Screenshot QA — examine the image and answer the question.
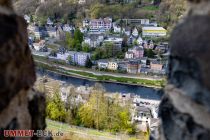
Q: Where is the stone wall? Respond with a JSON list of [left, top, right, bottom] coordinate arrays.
[[159, 0, 210, 140], [0, 0, 46, 139]]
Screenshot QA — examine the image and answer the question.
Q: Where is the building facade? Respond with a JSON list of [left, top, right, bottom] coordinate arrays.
[[142, 27, 167, 37]]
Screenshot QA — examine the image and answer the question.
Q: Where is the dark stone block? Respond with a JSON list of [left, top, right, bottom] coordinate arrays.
[[0, 118, 18, 140], [159, 96, 210, 140], [28, 90, 46, 140]]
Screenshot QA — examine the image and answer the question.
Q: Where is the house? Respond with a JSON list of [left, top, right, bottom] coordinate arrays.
[[83, 34, 104, 48], [60, 85, 89, 104], [47, 18, 53, 26], [113, 22, 124, 33], [50, 51, 91, 66], [124, 27, 131, 36], [83, 19, 89, 27], [97, 59, 109, 69], [155, 43, 169, 53], [125, 46, 144, 59], [78, 0, 86, 4], [108, 61, 118, 70], [103, 37, 123, 49], [125, 51, 134, 59], [132, 27, 139, 37], [127, 60, 141, 74], [89, 18, 112, 32], [24, 15, 30, 23], [123, 19, 150, 25], [33, 26, 57, 39], [127, 35, 135, 45], [150, 60, 163, 71], [33, 40, 45, 51], [132, 106, 152, 125], [80, 27, 88, 33], [75, 52, 91, 66], [27, 25, 36, 33], [142, 27, 167, 37], [136, 36, 143, 45], [46, 26, 57, 38], [143, 40, 154, 49], [34, 27, 43, 39], [118, 61, 128, 72], [63, 24, 74, 32], [140, 57, 148, 66]]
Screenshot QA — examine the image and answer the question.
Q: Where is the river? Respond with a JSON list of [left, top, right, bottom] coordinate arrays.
[[37, 68, 163, 100]]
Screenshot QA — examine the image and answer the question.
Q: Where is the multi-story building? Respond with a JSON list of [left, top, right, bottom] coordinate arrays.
[[83, 35, 104, 48], [97, 59, 109, 69], [103, 37, 123, 49], [150, 60, 163, 71], [125, 46, 144, 59], [108, 61, 118, 70], [142, 27, 167, 37], [75, 52, 91, 66], [46, 26, 57, 38], [127, 61, 141, 74], [132, 106, 152, 125], [34, 26, 57, 39], [49, 51, 90, 67], [88, 18, 112, 32], [125, 51, 134, 59]]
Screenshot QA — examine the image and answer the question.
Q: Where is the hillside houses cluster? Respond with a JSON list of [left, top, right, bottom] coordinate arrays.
[[26, 15, 168, 75], [49, 51, 91, 66]]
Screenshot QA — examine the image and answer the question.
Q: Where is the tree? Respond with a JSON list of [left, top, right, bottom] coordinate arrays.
[[49, 50, 57, 57], [46, 92, 67, 122], [82, 43, 91, 52], [65, 32, 75, 50], [67, 55, 73, 64], [78, 84, 136, 133], [79, 86, 107, 130], [74, 29, 84, 44], [85, 57, 93, 68], [65, 86, 82, 125], [145, 49, 155, 58]]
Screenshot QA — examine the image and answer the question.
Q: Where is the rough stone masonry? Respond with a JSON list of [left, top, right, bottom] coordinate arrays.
[[0, 0, 46, 140], [159, 0, 210, 140]]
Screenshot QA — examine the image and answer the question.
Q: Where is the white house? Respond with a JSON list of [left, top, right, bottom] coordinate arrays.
[[107, 61, 118, 70], [142, 27, 167, 37], [97, 59, 109, 69], [46, 26, 57, 38], [47, 18, 53, 26], [113, 22, 122, 33], [33, 40, 45, 51], [83, 35, 104, 48], [24, 15, 30, 23], [136, 36, 143, 45], [78, 0, 86, 4], [83, 19, 89, 27], [63, 24, 74, 32], [125, 51, 134, 59], [103, 37, 123, 49], [132, 106, 152, 125], [132, 27, 139, 37]]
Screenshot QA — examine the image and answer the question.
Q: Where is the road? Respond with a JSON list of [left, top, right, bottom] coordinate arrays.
[[34, 58, 164, 81]]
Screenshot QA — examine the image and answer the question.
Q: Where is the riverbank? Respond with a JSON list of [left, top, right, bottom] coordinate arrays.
[[33, 55, 166, 88]]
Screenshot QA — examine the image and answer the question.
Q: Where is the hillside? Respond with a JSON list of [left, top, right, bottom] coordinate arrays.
[[13, 0, 186, 30]]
